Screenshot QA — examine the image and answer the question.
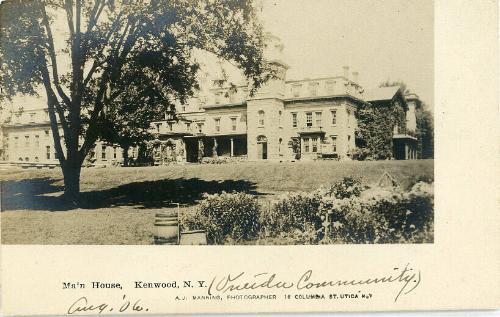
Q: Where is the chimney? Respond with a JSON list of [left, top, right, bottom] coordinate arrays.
[[343, 66, 350, 78], [352, 71, 359, 83]]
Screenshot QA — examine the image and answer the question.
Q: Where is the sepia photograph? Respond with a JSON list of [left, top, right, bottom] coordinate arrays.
[[0, 0, 434, 246]]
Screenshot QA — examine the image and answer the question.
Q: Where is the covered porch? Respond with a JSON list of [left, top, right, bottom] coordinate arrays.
[[184, 134, 247, 163], [297, 131, 326, 160], [393, 134, 418, 160]]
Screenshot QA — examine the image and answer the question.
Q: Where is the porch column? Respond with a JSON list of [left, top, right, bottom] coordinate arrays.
[[212, 137, 218, 157], [197, 139, 204, 162], [183, 140, 187, 161], [230, 138, 234, 157], [405, 144, 409, 160]]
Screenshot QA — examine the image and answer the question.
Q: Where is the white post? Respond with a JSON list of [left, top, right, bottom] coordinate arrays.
[[230, 138, 234, 157]]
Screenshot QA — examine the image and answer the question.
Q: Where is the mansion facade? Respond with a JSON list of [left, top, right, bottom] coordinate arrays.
[[0, 36, 421, 167]]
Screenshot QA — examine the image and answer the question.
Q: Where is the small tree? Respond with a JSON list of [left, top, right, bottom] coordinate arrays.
[[416, 107, 434, 159], [0, 0, 273, 201]]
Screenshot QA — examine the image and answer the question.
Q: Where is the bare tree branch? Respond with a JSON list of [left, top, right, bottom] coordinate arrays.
[[38, 0, 73, 109]]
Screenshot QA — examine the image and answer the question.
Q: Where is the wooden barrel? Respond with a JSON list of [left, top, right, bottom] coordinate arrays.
[[154, 210, 179, 245]]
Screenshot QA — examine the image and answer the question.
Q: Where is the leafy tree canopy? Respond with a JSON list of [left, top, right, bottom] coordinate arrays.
[[0, 0, 273, 198]]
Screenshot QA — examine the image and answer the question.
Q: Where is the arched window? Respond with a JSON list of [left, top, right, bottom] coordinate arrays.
[[258, 110, 265, 126], [257, 135, 268, 143]]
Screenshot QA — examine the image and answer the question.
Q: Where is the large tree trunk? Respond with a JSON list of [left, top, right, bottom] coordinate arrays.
[[62, 161, 82, 203], [122, 145, 130, 167]]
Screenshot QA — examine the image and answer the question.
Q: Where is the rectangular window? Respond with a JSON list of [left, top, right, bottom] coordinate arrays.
[[312, 138, 318, 152], [168, 122, 173, 131], [231, 117, 237, 131], [292, 113, 298, 128], [13, 137, 18, 148], [54, 148, 58, 160], [113, 147, 117, 159], [214, 118, 221, 132], [315, 111, 322, 127], [46, 146, 51, 159], [331, 110, 337, 125], [304, 138, 310, 152], [156, 123, 161, 133], [25, 135, 30, 147], [101, 145, 106, 160], [331, 136, 337, 152], [197, 123, 204, 133], [44, 130, 49, 137], [186, 122, 191, 131], [29, 113, 36, 123], [35, 135, 40, 148], [306, 112, 313, 127], [258, 111, 265, 126]]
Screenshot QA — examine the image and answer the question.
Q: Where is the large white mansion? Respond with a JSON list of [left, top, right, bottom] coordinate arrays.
[[0, 35, 422, 167]]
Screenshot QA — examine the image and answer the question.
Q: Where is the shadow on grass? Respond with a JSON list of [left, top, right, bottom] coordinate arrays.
[[1, 177, 261, 211]]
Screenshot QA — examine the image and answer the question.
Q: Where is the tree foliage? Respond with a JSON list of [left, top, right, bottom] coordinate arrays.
[[416, 107, 434, 158], [353, 81, 434, 160], [353, 96, 407, 160], [0, 0, 272, 198]]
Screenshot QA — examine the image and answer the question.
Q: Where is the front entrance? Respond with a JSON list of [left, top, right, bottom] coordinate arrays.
[[257, 135, 268, 159]]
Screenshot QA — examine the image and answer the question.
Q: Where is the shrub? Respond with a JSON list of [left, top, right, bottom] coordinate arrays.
[[255, 224, 319, 245], [405, 173, 434, 190], [348, 148, 371, 161], [181, 192, 260, 244], [323, 177, 366, 199], [261, 191, 322, 236], [321, 182, 434, 243]]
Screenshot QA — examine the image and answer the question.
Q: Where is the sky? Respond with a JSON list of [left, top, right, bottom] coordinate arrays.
[[259, 0, 434, 106], [1, 0, 434, 117]]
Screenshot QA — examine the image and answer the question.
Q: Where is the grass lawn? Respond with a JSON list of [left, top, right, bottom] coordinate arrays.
[[1, 159, 433, 244]]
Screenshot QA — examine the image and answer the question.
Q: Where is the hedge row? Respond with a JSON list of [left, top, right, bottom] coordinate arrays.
[[180, 177, 434, 245]]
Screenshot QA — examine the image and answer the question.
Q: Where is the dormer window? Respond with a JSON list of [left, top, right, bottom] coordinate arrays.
[[292, 84, 302, 97], [326, 81, 336, 94], [309, 82, 319, 97], [214, 92, 224, 104]]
